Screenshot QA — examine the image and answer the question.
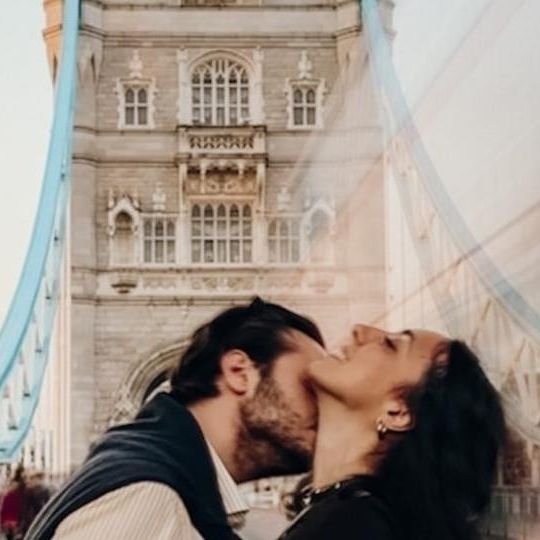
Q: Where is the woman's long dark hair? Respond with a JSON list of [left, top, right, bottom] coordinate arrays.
[[377, 340, 507, 540]]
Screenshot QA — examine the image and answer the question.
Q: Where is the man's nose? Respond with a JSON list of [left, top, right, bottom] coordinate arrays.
[[352, 324, 386, 346]]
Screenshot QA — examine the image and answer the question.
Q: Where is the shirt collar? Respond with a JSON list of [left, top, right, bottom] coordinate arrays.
[[206, 443, 250, 526]]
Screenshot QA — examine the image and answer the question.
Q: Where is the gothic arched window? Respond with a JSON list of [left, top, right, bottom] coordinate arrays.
[[191, 203, 253, 264], [124, 86, 149, 127], [285, 51, 326, 130], [292, 86, 317, 127], [191, 58, 250, 126], [308, 210, 332, 264], [143, 217, 176, 264], [112, 212, 134, 265], [268, 217, 301, 264]]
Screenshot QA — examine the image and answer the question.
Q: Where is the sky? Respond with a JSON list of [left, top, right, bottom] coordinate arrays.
[[394, 0, 540, 309], [0, 0, 538, 322], [0, 4, 52, 323]]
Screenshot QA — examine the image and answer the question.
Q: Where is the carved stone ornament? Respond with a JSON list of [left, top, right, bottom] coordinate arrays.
[[107, 190, 141, 237], [306, 272, 335, 294], [190, 276, 255, 292], [298, 50, 313, 80], [129, 50, 144, 79], [110, 272, 139, 294], [108, 385, 139, 427], [142, 276, 178, 289], [284, 51, 327, 130], [186, 169, 257, 196], [277, 186, 292, 212], [263, 274, 303, 289], [189, 133, 255, 151], [152, 183, 167, 212], [114, 49, 158, 130]]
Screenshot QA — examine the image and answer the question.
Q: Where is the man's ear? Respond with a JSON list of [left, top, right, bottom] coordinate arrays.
[[220, 350, 260, 397], [382, 398, 414, 433]]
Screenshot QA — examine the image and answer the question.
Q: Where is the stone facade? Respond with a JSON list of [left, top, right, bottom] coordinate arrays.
[[42, 0, 389, 467], [38, 3, 540, 535]]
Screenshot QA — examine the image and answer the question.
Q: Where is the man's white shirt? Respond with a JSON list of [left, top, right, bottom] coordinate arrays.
[[52, 444, 249, 540]]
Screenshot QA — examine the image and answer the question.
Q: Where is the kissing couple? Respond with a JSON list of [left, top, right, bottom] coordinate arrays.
[[27, 298, 506, 540]]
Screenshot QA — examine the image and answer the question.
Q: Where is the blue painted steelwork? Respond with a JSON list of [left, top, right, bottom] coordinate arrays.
[[0, 0, 79, 461], [362, 0, 540, 343]]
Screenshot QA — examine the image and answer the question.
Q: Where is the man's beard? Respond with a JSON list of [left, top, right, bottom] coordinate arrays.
[[236, 375, 313, 482]]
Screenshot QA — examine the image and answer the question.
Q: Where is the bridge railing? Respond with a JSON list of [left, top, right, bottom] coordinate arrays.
[[0, 0, 79, 462]]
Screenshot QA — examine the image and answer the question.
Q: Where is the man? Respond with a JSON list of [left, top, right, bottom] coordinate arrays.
[[26, 298, 326, 540]]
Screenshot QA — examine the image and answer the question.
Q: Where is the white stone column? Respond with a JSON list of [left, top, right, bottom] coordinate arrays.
[[177, 49, 191, 125], [178, 164, 189, 264], [251, 48, 265, 124], [254, 162, 266, 264], [530, 444, 540, 486]]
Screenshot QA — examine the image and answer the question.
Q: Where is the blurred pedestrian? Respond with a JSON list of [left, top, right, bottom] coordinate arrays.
[[0, 465, 27, 540], [19, 472, 52, 537]]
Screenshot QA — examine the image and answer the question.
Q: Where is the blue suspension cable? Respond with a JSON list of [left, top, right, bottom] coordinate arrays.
[[0, 0, 79, 460]]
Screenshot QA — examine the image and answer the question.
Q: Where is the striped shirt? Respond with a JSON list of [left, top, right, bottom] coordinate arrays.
[[51, 445, 249, 540]]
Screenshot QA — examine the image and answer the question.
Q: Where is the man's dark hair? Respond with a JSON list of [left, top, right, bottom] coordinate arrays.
[[169, 297, 324, 405]]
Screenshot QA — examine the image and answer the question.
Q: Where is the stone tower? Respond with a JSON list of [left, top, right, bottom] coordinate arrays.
[[42, 0, 390, 467]]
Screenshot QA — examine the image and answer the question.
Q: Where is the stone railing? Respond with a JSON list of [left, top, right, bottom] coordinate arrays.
[[481, 487, 540, 539], [177, 125, 266, 159], [110, 0, 335, 6], [102, 266, 345, 297], [491, 487, 539, 518], [181, 0, 261, 5], [179, 0, 335, 5]]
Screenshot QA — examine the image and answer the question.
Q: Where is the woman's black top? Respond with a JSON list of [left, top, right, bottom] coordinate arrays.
[[279, 475, 399, 540]]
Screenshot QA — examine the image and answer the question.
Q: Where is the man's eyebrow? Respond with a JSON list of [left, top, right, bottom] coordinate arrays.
[[402, 330, 415, 341]]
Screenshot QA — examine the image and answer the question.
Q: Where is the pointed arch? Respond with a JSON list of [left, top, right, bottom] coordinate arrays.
[[302, 199, 335, 264], [268, 216, 301, 264], [109, 339, 190, 426], [189, 51, 255, 126], [107, 195, 140, 267], [190, 202, 253, 264], [113, 212, 134, 265]]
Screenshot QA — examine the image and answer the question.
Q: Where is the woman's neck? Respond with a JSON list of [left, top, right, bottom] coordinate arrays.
[[312, 397, 380, 489]]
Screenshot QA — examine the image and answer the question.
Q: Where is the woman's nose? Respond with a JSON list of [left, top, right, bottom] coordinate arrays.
[[352, 324, 386, 346]]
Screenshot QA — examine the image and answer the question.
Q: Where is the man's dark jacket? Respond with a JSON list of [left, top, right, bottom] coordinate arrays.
[[25, 392, 238, 540]]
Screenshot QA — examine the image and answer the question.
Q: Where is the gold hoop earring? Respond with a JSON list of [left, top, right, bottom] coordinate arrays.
[[376, 419, 388, 440]]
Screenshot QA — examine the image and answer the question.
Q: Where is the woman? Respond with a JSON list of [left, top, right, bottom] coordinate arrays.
[[280, 325, 506, 540]]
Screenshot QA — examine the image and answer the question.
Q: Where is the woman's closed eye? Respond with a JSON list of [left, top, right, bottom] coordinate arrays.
[[383, 336, 397, 352]]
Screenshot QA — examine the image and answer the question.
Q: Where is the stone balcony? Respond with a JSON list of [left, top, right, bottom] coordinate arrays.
[[176, 125, 266, 162], [176, 125, 267, 193]]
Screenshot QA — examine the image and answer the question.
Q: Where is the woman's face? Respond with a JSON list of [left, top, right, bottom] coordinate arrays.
[[309, 325, 449, 413]]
